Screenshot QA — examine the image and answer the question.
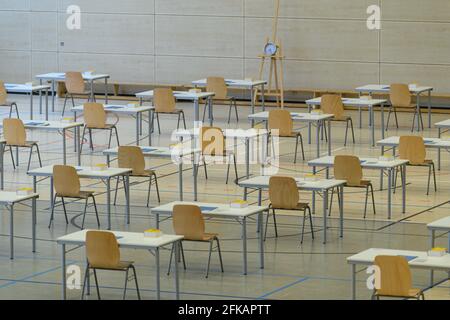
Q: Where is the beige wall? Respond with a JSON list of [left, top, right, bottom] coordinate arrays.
[[1, 0, 449, 93]]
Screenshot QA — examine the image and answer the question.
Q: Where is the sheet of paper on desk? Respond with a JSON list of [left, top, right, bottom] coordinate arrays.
[[398, 255, 418, 262], [25, 122, 49, 126], [200, 206, 218, 212], [106, 106, 125, 110], [141, 148, 158, 153]]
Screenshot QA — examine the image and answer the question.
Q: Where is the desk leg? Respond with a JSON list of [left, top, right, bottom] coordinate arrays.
[[32, 197, 36, 253], [438, 128, 441, 171], [388, 169, 392, 219], [416, 95, 421, 132], [402, 165, 406, 214], [209, 98, 213, 126], [105, 78, 108, 104], [0, 142, 4, 190], [359, 107, 362, 129], [246, 138, 250, 179], [316, 121, 320, 158], [30, 92, 34, 120], [63, 129, 67, 165], [136, 113, 140, 146], [39, 89, 42, 115], [323, 190, 328, 244], [428, 90, 432, 128], [61, 244, 67, 300], [148, 109, 152, 146], [351, 264, 356, 300], [259, 212, 264, 269], [194, 99, 200, 124], [51, 80, 55, 112], [193, 156, 198, 201], [179, 162, 183, 201], [45, 89, 49, 120], [242, 217, 248, 275], [9, 205, 14, 259], [50, 177, 54, 213], [381, 103, 385, 140], [243, 187, 248, 201], [308, 104, 312, 144], [77, 126, 81, 166], [328, 120, 332, 155], [107, 178, 111, 230], [33, 176, 37, 193], [339, 185, 344, 238], [430, 229, 435, 287], [155, 248, 161, 300], [174, 241, 180, 300], [261, 84, 266, 111], [371, 106, 375, 147], [125, 175, 130, 225], [155, 213, 160, 229], [250, 88, 255, 127]]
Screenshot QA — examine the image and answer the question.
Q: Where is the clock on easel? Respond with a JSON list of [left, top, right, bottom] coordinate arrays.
[[253, 0, 285, 109]]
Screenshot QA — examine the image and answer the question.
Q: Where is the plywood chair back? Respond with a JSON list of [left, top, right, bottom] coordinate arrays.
[[86, 231, 121, 269], [375, 255, 413, 297], [65, 72, 85, 94], [321, 94, 345, 119], [399, 136, 426, 165], [334, 155, 363, 187], [83, 103, 107, 128], [3, 118, 26, 146], [207, 77, 228, 100], [268, 109, 293, 137], [201, 126, 226, 156], [173, 205, 206, 241], [53, 165, 81, 198], [390, 84, 412, 108], [0, 81, 7, 105], [118, 146, 146, 175], [154, 88, 176, 113], [269, 176, 299, 209]]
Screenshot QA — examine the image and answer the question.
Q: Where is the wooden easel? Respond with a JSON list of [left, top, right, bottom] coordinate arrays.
[[254, 0, 285, 109]]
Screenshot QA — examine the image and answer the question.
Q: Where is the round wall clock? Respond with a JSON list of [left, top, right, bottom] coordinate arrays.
[[264, 42, 278, 56]]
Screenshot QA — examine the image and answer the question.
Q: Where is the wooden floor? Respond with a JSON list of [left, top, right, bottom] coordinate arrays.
[[0, 94, 448, 300]]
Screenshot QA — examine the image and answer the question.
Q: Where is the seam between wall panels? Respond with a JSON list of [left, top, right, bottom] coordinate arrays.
[[154, 0, 156, 84]]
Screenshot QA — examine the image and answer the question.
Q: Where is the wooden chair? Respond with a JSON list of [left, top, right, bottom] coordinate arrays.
[[202, 77, 239, 124], [333, 155, 376, 218], [268, 110, 305, 163], [82, 230, 141, 300], [167, 204, 224, 278], [62, 71, 94, 116], [200, 126, 238, 184], [2, 118, 42, 171], [372, 255, 424, 300], [0, 82, 19, 118], [49, 165, 100, 229], [398, 136, 436, 195], [320, 94, 355, 146], [80, 103, 120, 153], [152, 88, 186, 134], [114, 146, 160, 207], [266, 176, 314, 243], [389, 84, 420, 132]]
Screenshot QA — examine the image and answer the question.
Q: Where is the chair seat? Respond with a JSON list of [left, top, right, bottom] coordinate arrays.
[[202, 233, 219, 241], [375, 288, 422, 299], [6, 141, 38, 148], [69, 90, 92, 95], [92, 260, 134, 271], [212, 97, 234, 103], [130, 169, 156, 177], [86, 124, 116, 130], [273, 131, 302, 138], [332, 115, 352, 122], [346, 180, 371, 188], [57, 190, 94, 199], [155, 109, 183, 114], [0, 101, 15, 107], [271, 202, 309, 211], [408, 159, 434, 166]]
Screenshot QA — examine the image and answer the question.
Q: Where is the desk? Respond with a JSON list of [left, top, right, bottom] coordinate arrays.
[[249, 111, 333, 159], [28, 165, 131, 230], [377, 136, 450, 171], [347, 248, 450, 300], [308, 156, 408, 219], [36, 72, 110, 113], [104, 146, 201, 202], [356, 84, 433, 130], [136, 90, 215, 126], [306, 97, 387, 147], [151, 201, 267, 275], [192, 79, 266, 115], [238, 176, 346, 244], [57, 229, 183, 300], [428, 216, 450, 287], [174, 128, 268, 179], [0, 191, 38, 259], [72, 104, 153, 146], [5, 83, 50, 120]]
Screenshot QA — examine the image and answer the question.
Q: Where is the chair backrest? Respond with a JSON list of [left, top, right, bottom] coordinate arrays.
[[83, 103, 106, 128], [86, 231, 121, 269], [3, 118, 26, 146], [390, 84, 412, 108], [207, 77, 228, 100], [118, 146, 145, 175], [269, 176, 299, 209], [154, 88, 176, 113], [65, 72, 85, 94], [399, 136, 426, 165], [334, 155, 363, 187], [374, 255, 413, 297], [321, 94, 345, 119], [201, 126, 225, 156], [268, 109, 293, 137], [173, 205, 206, 241], [0, 81, 7, 105], [53, 165, 81, 197]]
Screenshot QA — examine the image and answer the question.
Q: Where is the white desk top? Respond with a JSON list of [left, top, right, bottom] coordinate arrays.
[[308, 155, 409, 169], [0, 191, 39, 205], [151, 201, 268, 218], [72, 104, 153, 114], [347, 248, 450, 271], [136, 90, 215, 100], [36, 72, 109, 81], [175, 128, 268, 140], [435, 119, 450, 128], [57, 229, 183, 249], [306, 97, 387, 106], [239, 175, 346, 191], [377, 136, 450, 149], [5, 83, 51, 92], [428, 217, 450, 231], [0, 120, 83, 130], [192, 79, 267, 88], [248, 111, 334, 122], [103, 146, 201, 158], [355, 84, 433, 94], [28, 165, 131, 178]]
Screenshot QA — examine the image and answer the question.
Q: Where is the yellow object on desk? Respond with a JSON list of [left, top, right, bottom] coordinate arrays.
[[230, 200, 248, 208], [144, 229, 163, 238], [17, 187, 33, 196]]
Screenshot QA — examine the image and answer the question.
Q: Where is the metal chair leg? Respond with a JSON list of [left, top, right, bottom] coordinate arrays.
[[131, 265, 141, 300], [364, 186, 369, 219], [88, 129, 94, 151], [167, 244, 174, 275], [114, 126, 120, 147], [48, 194, 58, 228], [108, 129, 113, 149], [177, 113, 181, 130], [81, 264, 89, 300], [300, 134, 305, 160], [205, 240, 214, 278], [62, 94, 69, 116], [308, 207, 314, 239], [233, 154, 238, 182], [202, 101, 208, 123], [427, 164, 432, 195], [350, 118, 355, 143], [156, 113, 161, 134], [61, 197, 69, 224], [35, 144, 42, 167], [432, 163, 437, 192], [344, 120, 349, 146], [91, 196, 100, 228], [294, 135, 299, 164], [123, 268, 129, 300], [272, 208, 278, 237], [181, 111, 186, 129], [93, 269, 101, 300], [113, 176, 120, 205], [301, 210, 307, 244], [179, 241, 187, 270], [227, 101, 232, 124], [80, 126, 87, 154], [8, 146, 15, 169], [216, 238, 224, 273], [370, 184, 376, 215], [81, 197, 89, 230], [234, 99, 239, 122]]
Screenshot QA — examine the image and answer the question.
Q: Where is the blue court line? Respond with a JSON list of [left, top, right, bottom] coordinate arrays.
[[256, 277, 309, 299]]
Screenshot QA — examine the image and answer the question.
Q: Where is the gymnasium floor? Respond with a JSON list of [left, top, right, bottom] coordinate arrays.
[[0, 94, 449, 300]]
